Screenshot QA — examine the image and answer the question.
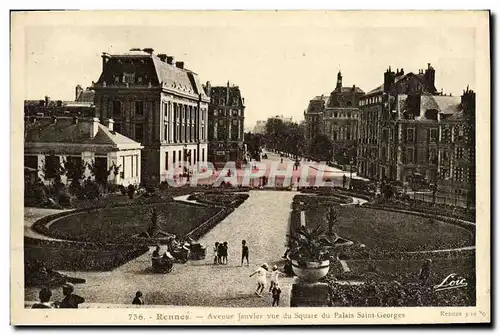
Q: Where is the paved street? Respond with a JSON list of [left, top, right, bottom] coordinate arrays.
[[25, 191, 296, 307]]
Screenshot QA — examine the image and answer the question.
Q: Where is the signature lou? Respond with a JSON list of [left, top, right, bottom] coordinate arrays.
[[433, 273, 468, 292]]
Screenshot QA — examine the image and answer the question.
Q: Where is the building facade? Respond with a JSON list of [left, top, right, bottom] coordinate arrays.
[[437, 88, 475, 199], [304, 71, 364, 162], [205, 81, 245, 168], [24, 116, 143, 186], [252, 120, 267, 134], [357, 63, 474, 197], [92, 48, 210, 184]]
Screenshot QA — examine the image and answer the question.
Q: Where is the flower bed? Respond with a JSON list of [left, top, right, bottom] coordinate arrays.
[[187, 192, 249, 208], [325, 256, 476, 307], [24, 236, 149, 272]]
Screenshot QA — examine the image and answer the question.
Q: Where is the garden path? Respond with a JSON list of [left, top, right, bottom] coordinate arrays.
[[25, 191, 297, 307]]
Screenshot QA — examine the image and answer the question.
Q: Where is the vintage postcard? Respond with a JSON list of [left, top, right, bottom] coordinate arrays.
[[10, 10, 490, 325]]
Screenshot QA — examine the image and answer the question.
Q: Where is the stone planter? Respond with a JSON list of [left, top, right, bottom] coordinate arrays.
[[290, 259, 330, 283]]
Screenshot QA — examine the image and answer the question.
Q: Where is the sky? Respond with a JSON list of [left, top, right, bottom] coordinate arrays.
[[21, 11, 478, 130]]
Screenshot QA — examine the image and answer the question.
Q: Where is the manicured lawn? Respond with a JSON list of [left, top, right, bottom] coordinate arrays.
[[48, 202, 222, 242], [305, 206, 474, 252]]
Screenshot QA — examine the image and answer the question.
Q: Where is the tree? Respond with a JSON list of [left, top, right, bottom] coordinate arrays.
[[326, 206, 339, 239], [87, 159, 115, 187], [309, 134, 333, 161], [147, 206, 163, 237], [41, 153, 66, 183]]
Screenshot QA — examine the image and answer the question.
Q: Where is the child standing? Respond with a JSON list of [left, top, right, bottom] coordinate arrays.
[[271, 283, 282, 306], [269, 265, 284, 293], [217, 242, 224, 264], [241, 240, 249, 266], [213, 242, 219, 264], [222, 242, 228, 264], [250, 263, 269, 297]]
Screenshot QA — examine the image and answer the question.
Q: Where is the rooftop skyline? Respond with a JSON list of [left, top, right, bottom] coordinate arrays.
[[22, 11, 477, 128]]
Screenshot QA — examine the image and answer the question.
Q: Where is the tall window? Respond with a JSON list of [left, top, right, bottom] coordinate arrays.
[[44, 155, 60, 179], [113, 101, 122, 118], [136, 155, 139, 177], [429, 148, 437, 164], [173, 151, 176, 164], [135, 123, 144, 142], [407, 128, 415, 142], [202, 148, 205, 162], [406, 148, 415, 164], [429, 128, 438, 142], [165, 152, 169, 170], [135, 101, 144, 117]]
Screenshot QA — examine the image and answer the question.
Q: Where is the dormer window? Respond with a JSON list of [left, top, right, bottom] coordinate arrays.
[[232, 98, 238, 106], [123, 72, 135, 84]]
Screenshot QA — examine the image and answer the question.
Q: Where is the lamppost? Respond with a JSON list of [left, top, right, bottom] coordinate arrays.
[[349, 159, 354, 190]]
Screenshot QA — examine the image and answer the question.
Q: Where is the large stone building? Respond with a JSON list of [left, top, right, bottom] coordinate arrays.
[[205, 81, 245, 168], [357, 63, 474, 197], [24, 116, 143, 186], [252, 120, 267, 134], [304, 71, 364, 162], [92, 48, 210, 184]]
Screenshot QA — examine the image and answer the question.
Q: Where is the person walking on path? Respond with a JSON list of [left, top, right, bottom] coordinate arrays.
[[419, 259, 432, 285], [250, 263, 269, 297], [32, 288, 54, 309], [271, 283, 282, 306], [59, 283, 85, 309], [241, 240, 249, 266], [269, 265, 285, 293], [132, 291, 144, 305]]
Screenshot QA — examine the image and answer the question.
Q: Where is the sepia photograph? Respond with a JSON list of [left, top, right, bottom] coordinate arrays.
[[10, 9, 490, 325]]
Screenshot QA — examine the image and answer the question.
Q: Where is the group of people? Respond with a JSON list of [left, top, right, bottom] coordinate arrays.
[[249, 263, 284, 306], [32, 283, 85, 309], [213, 241, 229, 265]]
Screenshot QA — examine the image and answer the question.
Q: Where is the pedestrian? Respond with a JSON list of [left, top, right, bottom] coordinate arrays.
[[241, 240, 249, 266], [217, 242, 224, 265], [32, 288, 54, 309], [271, 283, 282, 306], [249, 263, 269, 297], [132, 291, 144, 305], [269, 265, 284, 293], [222, 242, 228, 264], [59, 283, 85, 308], [213, 242, 219, 264], [419, 259, 432, 285]]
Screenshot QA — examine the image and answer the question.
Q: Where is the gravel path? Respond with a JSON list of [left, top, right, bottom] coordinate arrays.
[[25, 191, 296, 307]]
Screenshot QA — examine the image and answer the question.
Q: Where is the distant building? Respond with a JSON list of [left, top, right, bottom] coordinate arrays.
[[304, 71, 364, 162], [269, 114, 293, 124], [92, 48, 210, 184], [252, 120, 267, 134], [24, 116, 143, 186], [24, 86, 95, 118], [205, 81, 245, 167]]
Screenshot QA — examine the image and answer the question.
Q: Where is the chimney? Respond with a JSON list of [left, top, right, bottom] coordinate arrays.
[[166, 56, 174, 65], [205, 81, 211, 96], [106, 118, 114, 131], [175, 61, 184, 69], [101, 52, 111, 70], [143, 48, 154, 54], [75, 85, 83, 100], [157, 54, 167, 62], [91, 117, 100, 138]]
